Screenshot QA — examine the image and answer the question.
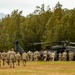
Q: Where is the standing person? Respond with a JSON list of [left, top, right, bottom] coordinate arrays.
[[43, 50, 47, 61], [49, 51, 55, 61], [7, 50, 11, 65], [34, 50, 40, 61], [62, 51, 67, 61], [58, 53, 62, 61], [27, 51, 33, 61], [51, 52, 55, 61], [9, 48, 16, 68], [15, 52, 21, 66], [22, 52, 28, 66], [1, 50, 7, 65], [68, 51, 74, 61]]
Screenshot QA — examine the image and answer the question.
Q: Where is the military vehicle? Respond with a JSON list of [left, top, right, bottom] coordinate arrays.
[[14, 40, 24, 54], [30, 41, 75, 60], [14, 40, 75, 61]]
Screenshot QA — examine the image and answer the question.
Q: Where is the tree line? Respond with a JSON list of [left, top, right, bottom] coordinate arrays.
[[0, 2, 75, 51]]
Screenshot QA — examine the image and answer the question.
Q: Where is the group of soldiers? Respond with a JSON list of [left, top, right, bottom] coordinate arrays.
[[0, 48, 28, 68], [58, 51, 74, 61], [27, 50, 55, 62], [27, 50, 75, 61], [0, 49, 74, 68]]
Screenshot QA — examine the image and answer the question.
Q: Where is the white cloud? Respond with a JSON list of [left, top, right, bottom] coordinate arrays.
[[0, 0, 75, 16]]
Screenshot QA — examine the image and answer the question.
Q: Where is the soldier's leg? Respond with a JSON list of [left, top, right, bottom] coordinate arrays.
[[53, 57, 55, 61], [27, 56, 29, 61], [23, 59, 25, 66], [44, 56, 46, 61], [59, 57, 61, 61], [44, 57, 46, 61], [50, 57, 53, 61], [69, 57, 71, 61], [36, 56, 39, 61], [13, 60, 15, 68], [22, 59, 25, 66], [30, 57, 33, 61], [7, 59, 10, 65], [64, 57, 67, 61], [34, 57, 36, 61], [24, 59, 26, 66], [10, 60, 12, 68], [62, 57, 64, 61], [3, 59, 5, 65], [18, 60, 20, 66], [70, 56, 74, 61]]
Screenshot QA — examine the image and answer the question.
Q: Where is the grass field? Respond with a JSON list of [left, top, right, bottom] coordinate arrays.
[[0, 61, 75, 75]]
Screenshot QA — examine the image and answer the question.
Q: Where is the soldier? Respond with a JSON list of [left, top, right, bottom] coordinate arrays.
[[9, 48, 16, 68], [62, 51, 67, 61], [1, 50, 7, 65], [27, 51, 33, 61], [58, 53, 62, 61], [22, 52, 28, 66], [51, 52, 55, 61], [7, 50, 11, 65], [50, 51, 55, 61], [68, 51, 74, 61], [43, 50, 47, 61], [34, 50, 40, 61], [15, 52, 21, 66]]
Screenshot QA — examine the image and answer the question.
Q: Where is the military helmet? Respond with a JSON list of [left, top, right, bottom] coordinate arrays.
[[11, 48, 14, 51]]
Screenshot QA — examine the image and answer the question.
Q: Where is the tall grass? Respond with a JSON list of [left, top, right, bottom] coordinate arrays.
[[0, 61, 75, 75]]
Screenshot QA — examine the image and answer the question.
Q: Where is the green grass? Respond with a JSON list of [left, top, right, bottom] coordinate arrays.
[[0, 61, 75, 75]]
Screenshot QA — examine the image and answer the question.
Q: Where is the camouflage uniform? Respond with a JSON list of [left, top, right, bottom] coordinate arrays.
[[15, 52, 21, 66], [43, 50, 47, 61], [68, 51, 74, 61], [27, 51, 33, 61], [9, 48, 16, 68], [51, 52, 55, 61], [22, 52, 28, 66], [50, 52, 55, 61], [49, 52, 52, 61], [1, 51, 7, 65], [7, 50, 11, 65], [34, 50, 40, 61], [62, 51, 67, 61], [58, 53, 62, 61]]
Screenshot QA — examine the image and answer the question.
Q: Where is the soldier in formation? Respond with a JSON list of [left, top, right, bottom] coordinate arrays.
[[58, 53, 62, 61], [49, 51, 55, 61], [0, 49, 75, 68], [43, 50, 47, 61], [22, 51, 28, 66], [15, 52, 21, 66], [68, 51, 74, 61], [7, 50, 11, 65], [1, 50, 7, 65], [27, 50, 33, 61], [34, 50, 40, 61], [9, 48, 16, 68], [62, 51, 67, 61]]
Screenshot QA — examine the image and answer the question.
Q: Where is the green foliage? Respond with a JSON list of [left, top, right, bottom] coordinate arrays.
[[0, 2, 75, 51]]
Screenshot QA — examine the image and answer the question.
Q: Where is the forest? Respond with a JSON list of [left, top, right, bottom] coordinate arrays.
[[0, 2, 75, 51]]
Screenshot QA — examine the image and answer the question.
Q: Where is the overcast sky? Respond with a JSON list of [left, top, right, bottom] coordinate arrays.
[[0, 0, 75, 16]]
